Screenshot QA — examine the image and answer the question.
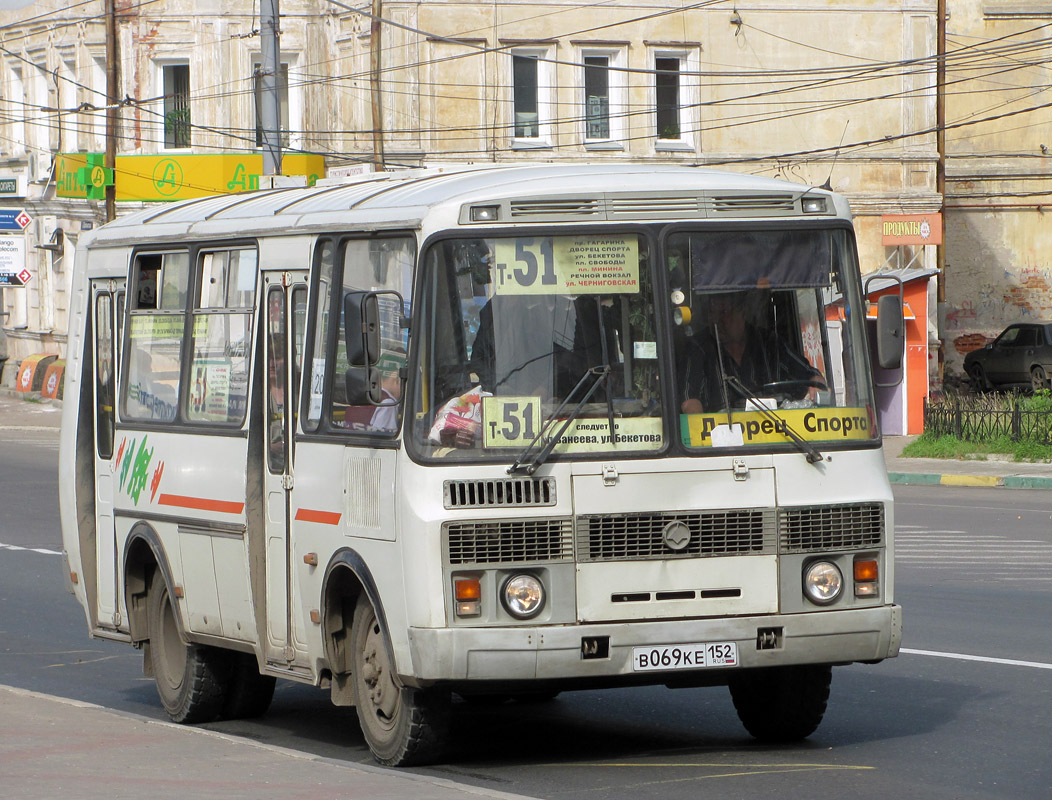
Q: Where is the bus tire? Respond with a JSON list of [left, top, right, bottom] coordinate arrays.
[[147, 577, 230, 724], [728, 664, 832, 742], [221, 652, 276, 720], [350, 597, 449, 766]]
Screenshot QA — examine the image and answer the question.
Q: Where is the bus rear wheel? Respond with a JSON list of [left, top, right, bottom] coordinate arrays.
[[147, 576, 230, 724], [728, 664, 832, 742], [350, 597, 449, 766], [221, 652, 276, 720]]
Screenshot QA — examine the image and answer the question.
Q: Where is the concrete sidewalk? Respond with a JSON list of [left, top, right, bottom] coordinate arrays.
[[0, 685, 532, 800]]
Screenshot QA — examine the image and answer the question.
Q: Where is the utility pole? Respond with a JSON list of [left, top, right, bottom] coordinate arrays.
[[936, 0, 946, 384], [104, 0, 119, 221], [370, 0, 384, 170], [260, 0, 282, 175]]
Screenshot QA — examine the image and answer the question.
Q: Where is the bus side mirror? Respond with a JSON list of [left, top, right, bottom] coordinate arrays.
[[876, 294, 904, 370], [343, 291, 380, 367], [345, 366, 381, 405]]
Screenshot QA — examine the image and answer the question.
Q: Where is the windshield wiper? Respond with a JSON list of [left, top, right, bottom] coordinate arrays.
[[507, 365, 611, 476], [722, 374, 825, 465]]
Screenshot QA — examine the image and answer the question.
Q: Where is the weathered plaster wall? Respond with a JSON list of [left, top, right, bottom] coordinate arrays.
[[944, 207, 1052, 375]]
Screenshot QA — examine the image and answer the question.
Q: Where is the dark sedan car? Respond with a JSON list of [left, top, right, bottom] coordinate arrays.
[[964, 321, 1052, 391]]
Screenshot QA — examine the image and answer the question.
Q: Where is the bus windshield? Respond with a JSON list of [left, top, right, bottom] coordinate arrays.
[[411, 233, 664, 460], [669, 227, 877, 450], [410, 225, 876, 462]]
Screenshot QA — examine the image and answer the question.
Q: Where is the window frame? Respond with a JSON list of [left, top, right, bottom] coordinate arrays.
[[157, 60, 192, 151], [578, 46, 627, 148], [300, 233, 416, 443], [252, 55, 300, 149], [508, 46, 555, 148], [119, 241, 259, 432], [649, 47, 699, 152]]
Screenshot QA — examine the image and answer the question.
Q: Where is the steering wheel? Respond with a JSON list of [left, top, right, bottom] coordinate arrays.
[[762, 378, 828, 395]]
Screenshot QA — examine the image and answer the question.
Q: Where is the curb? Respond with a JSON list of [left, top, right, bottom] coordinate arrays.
[[888, 472, 1052, 490]]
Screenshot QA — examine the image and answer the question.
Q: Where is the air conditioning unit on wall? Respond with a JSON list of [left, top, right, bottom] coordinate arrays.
[[27, 152, 52, 183], [36, 215, 58, 242]]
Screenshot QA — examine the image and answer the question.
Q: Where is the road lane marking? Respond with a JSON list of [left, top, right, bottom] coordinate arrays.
[[0, 542, 62, 555], [902, 648, 1052, 670]]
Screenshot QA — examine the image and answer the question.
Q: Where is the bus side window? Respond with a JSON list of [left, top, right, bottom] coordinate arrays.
[[123, 251, 190, 423], [186, 248, 257, 426], [327, 238, 413, 435]]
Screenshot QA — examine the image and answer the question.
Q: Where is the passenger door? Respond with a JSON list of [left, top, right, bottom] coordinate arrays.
[[91, 279, 124, 629], [1009, 325, 1039, 383], [261, 273, 308, 665], [987, 326, 1021, 383]]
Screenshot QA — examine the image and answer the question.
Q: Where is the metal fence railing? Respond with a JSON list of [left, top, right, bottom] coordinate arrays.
[[924, 397, 1052, 443]]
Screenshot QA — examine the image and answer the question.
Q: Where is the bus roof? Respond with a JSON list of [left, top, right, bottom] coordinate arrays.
[[85, 163, 847, 246]]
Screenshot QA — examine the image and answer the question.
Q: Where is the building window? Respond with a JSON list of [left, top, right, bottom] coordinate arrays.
[[254, 62, 290, 148], [509, 48, 552, 146], [8, 65, 25, 155], [60, 60, 77, 152], [655, 57, 681, 140], [580, 47, 626, 146], [584, 56, 609, 140], [90, 56, 106, 150], [161, 63, 191, 149], [513, 54, 539, 138]]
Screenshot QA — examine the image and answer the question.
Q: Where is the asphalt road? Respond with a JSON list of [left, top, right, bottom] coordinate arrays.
[[1, 415, 1050, 798]]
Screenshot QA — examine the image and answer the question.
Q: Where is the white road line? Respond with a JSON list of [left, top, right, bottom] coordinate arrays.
[[0, 542, 62, 555], [902, 648, 1052, 671]]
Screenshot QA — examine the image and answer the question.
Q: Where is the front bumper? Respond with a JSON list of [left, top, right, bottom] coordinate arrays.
[[406, 604, 901, 683]]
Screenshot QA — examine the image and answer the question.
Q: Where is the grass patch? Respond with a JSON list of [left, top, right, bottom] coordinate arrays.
[[903, 432, 1052, 462]]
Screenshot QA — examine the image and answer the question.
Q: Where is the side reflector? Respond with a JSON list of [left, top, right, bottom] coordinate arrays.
[[70, 571, 79, 585], [303, 552, 319, 567], [309, 609, 321, 624]]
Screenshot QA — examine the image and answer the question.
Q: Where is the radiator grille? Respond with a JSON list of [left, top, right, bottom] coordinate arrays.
[[576, 509, 776, 562], [444, 518, 574, 565], [779, 503, 884, 553], [444, 477, 556, 509]]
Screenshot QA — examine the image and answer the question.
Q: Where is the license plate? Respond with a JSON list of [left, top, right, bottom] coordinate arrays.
[[632, 642, 738, 671]]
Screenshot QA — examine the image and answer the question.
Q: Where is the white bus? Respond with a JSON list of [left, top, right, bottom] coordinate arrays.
[[60, 164, 902, 766]]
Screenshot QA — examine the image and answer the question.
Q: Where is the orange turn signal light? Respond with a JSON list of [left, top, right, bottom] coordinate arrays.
[[854, 559, 879, 581], [455, 578, 481, 602]]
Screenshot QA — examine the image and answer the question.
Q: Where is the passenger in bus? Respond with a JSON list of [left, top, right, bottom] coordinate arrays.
[[137, 268, 158, 309], [679, 289, 819, 413], [368, 362, 403, 432], [468, 293, 579, 397]]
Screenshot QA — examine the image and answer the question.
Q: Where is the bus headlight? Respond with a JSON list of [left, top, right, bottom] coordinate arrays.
[[803, 561, 843, 605], [501, 574, 545, 619]]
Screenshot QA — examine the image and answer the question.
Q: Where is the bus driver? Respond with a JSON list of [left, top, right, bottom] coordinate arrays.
[[679, 289, 820, 414]]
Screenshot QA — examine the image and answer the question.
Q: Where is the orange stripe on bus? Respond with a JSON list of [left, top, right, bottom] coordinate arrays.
[[157, 494, 246, 514], [295, 508, 342, 525]]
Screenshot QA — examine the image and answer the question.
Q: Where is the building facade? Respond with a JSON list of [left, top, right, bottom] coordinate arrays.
[[941, 0, 1052, 379], [1, 1, 951, 389]]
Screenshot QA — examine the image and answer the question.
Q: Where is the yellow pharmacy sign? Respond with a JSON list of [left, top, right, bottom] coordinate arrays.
[[56, 152, 325, 201]]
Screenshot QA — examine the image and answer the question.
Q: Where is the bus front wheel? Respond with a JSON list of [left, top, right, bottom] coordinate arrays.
[[147, 576, 229, 724], [350, 597, 449, 766], [728, 664, 832, 742]]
